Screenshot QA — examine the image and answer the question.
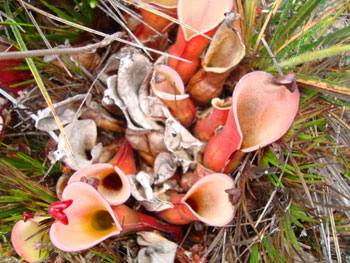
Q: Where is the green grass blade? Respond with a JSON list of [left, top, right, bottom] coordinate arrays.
[[89, 249, 119, 263], [249, 243, 260, 263], [321, 96, 350, 108], [39, 0, 74, 22], [268, 45, 350, 71], [244, 0, 258, 54], [276, 19, 330, 58], [269, 0, 293, 50], [275, 0, 320, 48], [290, 205, 319, 223], [0, 206, 25, 220], [322, 26, 350, 46], [315, 4, 349, 39], [74, 0, 94, 23], [290, 215, 304, 228], [282, 216, 293, 254], [5, 1, 73, 155], [289, 224, 301, 252], [0, 159, 56, 203]]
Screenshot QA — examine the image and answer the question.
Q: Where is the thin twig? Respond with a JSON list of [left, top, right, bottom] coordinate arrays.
[[253, 0, 282, 54], [4, 131, 49, 137], [0, 32, 120, 60], [0, 30, 191, 62], [327, 187, 343, 263], [261, 38, 283, 76], [99, 1, 152, 58], [0, 88, 58, 142], [4, 1, 191, 63], [18, 0, 72, 77], [285, 144, 315, 208]]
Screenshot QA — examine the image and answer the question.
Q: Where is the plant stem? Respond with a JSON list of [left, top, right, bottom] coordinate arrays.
[[268, 45, 350, 71]]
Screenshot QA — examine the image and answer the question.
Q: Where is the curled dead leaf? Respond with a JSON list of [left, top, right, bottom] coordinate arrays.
[[128, 172, 174, 212], [126, 129, 168, 159], [164, 112, 204, 172], [137, 231, 177, 263], [48, 119, 102, 170], [103, 47, 160, 131], [80, 100, 124, 132], [35, 94, 90, 132], [70, 52, 101, 72], [45, 42, 101, 72], [153, 152, 177, 184]]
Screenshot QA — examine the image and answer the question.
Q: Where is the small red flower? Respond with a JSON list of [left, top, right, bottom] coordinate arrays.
[[22, 211, 34, 222], [48, 200, 73, 225]]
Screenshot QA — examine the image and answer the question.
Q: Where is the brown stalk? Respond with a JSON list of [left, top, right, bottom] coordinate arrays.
[[244, 0, 258, 55], [253, 0, 283, 54], [0, 33, 123, 61], [235, 0, 245, 38], [297, 78, 350, 102], [281, 142, 315, 208]]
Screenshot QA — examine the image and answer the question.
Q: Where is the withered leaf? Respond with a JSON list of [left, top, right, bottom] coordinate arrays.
[[164, 112, 204, 172], [35, 94, 90, 132], [48, 119, 102, 170], [80, 100, 124, 132], [153, 152, 177, 184], [103, 47, 160, 131], [137, 231, 177, 263], [128, 172, 173, 212]]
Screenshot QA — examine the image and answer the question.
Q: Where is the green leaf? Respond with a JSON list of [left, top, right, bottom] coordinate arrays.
[[299, 163, 325, 170], [261, 150, 295, 175], [268, 45, 350, 71], [269, 0, 293, 50], [277, 18, 330, 58], [290, 205, 318, 223], [270, 173, 284, 188], [289, 223, 301, 252], [250, 243, 260, 263], [276, 0, 320, 48], [89, 249, 119, 263], [39, 0, 75, 22], [0, 206, 25, 219], [263, 238, 285, 262], [282, 216, 293, 252], [290, 215, 304, 228], [321, 95, 350, 108]]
